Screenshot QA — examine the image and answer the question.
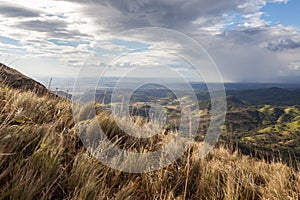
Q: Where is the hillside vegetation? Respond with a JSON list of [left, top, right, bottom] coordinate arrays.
[[0, 63, 50, 96], [1, 86, 300, 199], [219, 105, 300, 163]]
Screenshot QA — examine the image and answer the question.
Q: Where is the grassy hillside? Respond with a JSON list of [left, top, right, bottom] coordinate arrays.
[[0, 63, 50, 96], [1, 86, 300, 199], [219, 105, 300, 163]]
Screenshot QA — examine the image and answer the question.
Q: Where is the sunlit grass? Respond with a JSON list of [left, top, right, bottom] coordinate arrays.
[[0, 87, 300, 199]]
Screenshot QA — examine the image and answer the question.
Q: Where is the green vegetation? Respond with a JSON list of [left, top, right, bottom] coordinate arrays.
[[217, 104, 300, 163], [258, 121, 300, 133], [1, 86, 300, 199]]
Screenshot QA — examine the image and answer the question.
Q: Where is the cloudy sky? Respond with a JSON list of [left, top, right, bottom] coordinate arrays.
[[0, 0, 300, 83]]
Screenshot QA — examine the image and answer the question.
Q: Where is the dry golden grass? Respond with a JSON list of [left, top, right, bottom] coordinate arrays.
[[0, 86, 300, 200]]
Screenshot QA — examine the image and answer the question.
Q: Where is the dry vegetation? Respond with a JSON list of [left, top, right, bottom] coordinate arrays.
[[0, 63, 50, 96], [0, 86, 300, 200]]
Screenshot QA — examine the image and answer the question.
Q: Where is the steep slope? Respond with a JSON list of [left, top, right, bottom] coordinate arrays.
[[0, 63, 50, 95]]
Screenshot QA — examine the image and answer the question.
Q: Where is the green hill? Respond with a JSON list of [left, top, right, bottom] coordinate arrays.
[[218, 105, 300, 163]]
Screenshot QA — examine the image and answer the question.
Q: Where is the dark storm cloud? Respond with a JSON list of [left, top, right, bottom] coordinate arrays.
[[0, 3, 40, 17], [56, 0, 242, 32], [18, 20, 89, 39], [202, 25, 300, 82], [104, 0, 240, 28]]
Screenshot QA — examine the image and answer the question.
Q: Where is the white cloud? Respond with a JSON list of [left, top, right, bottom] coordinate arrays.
[[0, 0, 299, 82]]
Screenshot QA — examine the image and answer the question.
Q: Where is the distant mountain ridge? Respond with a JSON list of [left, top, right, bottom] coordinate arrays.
[[0, 63, 50, 95], [226, 95, 246, 110], [227, 87, 300, 106]]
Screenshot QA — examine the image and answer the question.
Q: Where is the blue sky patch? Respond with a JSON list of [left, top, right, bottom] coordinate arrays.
[[48, 39, 89, 47], [0, 36, 21, 46], [112, 39, 151, 50], [261, 0, 300, 27]]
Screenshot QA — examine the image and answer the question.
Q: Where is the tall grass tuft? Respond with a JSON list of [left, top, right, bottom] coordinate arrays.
[[0, 86, 299, 199]]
